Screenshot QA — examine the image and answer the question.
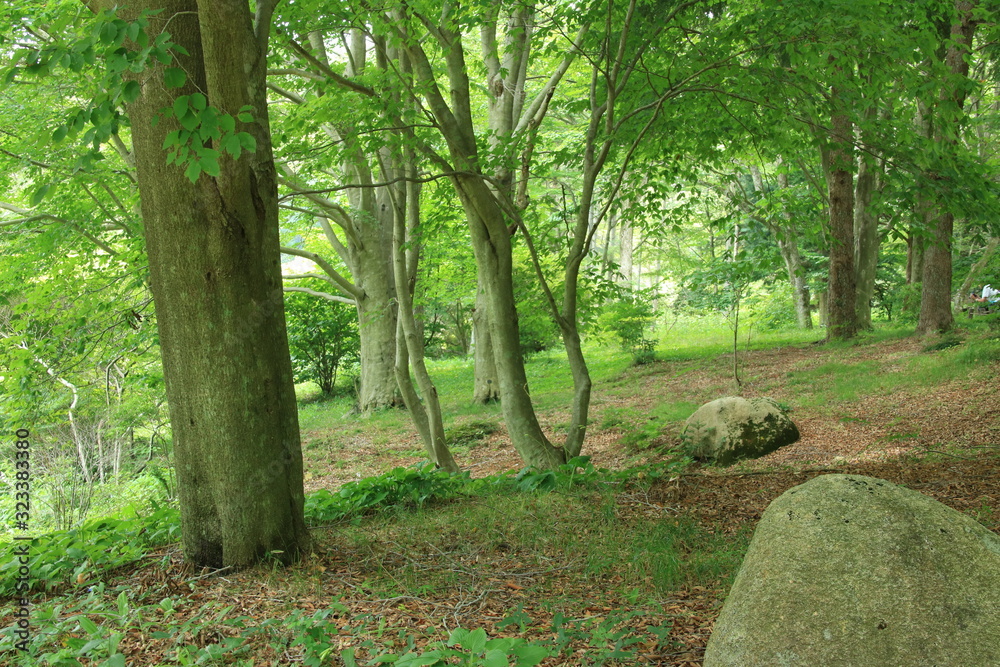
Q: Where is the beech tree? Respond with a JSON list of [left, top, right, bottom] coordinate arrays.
[[916, 0, 979, 334], [71, 0, 309, 567]]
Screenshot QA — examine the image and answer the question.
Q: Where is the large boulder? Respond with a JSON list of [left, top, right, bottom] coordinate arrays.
[[680, 396, 798, 466], [705, 474, 1000, 666]]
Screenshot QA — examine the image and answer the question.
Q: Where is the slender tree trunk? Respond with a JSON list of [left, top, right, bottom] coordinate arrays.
[[391, 157, 459, 472], [472, 279, 500, 403], [619, 220, 634, 287], [457, 180, 566, 468], [122, 0, 307, 568], [774, 170, 812, 329], [853, 149, 880, 331]]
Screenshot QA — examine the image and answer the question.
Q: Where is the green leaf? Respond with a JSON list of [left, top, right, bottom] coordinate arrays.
[[172, 95, 189, 119], [184, 160, 201, 183], [179, 112, 199, 132], [460, 628, 487, 654], [52, 125, 68, 142], [122, 80, 141, 104], [483, 649, 510, 667], [162, 129, 180, 150], [222, 134, 242, 161], [200, 156, 220, 178], [511, 644, 547, 666], [164, 67, 186, 88], [78, 615, 101, 636], [116, 591, 129, 619], [236, 132, 256, 153], [189, 92, 207, 110], [30, 184, 51, 206], [105, 654, 127, 667]]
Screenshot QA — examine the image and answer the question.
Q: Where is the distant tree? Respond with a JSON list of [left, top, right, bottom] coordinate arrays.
[[285, 288, 359, 396]]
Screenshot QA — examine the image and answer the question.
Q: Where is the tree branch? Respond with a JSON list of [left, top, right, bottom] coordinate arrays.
[[279, 245, 363, 300], [285, 37, 377, 97], [283, 286, 356, 305]]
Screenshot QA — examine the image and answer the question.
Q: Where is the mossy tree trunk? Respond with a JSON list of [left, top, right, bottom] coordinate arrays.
[[116, 0, 308, 568]]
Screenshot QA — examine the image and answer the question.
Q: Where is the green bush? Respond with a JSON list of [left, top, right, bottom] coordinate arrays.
[[597, 288, 658, 363], [284, 285, 360, 396]]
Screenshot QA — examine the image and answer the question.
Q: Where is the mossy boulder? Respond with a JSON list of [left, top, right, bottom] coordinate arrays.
[[680, 396, 798, 466], [704, 474, 1000, 666]]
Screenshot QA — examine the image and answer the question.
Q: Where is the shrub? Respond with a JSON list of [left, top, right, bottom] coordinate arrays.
[[284, 286, 359, 396]]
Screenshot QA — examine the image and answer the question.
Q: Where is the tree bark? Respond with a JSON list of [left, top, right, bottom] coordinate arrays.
[[917, 0, 977, 335], [822, 101, 858, 341], [472, 278, 500, 403], [853, 148, 880, 331], [391, 158, 459, 472], [619, 220, 634, 287], [775, 172, 812, 329], [123, 0, 307, 568]]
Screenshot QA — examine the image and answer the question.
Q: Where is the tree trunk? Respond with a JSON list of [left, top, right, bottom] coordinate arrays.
[[853, 148, 880, 331], [619, 220, 634, 287], [822, 102, 858, 341], [907, 232, 925, 284], [458, 180, 566, 469], [917, 0, 977, 335], [918, 210, 956, 333], [391, 160, 459, 472], [775, 171, 812, 329], [124, 0, 307, 568], [472, 279, 500, 403], [354, 242, 400, 413]]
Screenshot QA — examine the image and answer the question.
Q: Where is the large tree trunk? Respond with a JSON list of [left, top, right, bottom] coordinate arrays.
[[917, 0, 977, 335], [822, 103, 858, 341], [124, 0, 307, 568], [352, 208, 401, 413], [918, 209, 956, 333], [457, 181, 566, 469]]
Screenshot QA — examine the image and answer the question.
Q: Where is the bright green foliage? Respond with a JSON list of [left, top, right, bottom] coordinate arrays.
[[284, 287, 359, 395], [361, 627, 548, 667], [3, 4, 256, 183], [0, 504, 179, 597], [3, 7, 177, 154], [596, 288, 658, 362]]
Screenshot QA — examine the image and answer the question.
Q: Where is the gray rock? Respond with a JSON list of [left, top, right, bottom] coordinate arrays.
[[681, 397, 798, 466], [704, 474, 1000, 667]]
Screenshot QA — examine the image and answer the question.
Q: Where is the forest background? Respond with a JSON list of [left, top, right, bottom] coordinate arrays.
[[1, 0, 1000, 663]]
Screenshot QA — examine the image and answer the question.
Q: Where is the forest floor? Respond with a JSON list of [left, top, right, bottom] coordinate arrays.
[[100, 331, 1000, 666]]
